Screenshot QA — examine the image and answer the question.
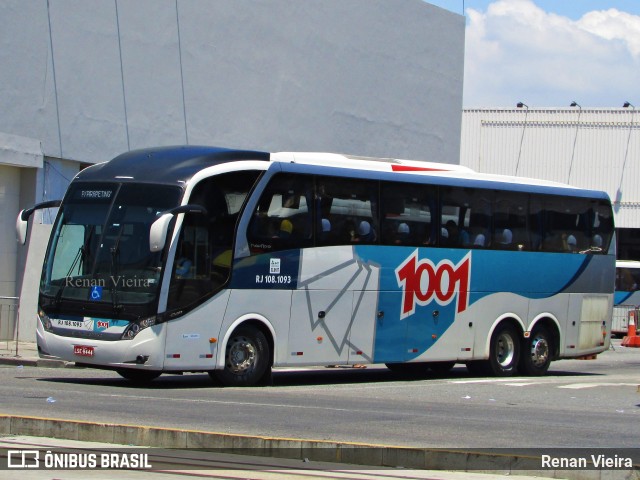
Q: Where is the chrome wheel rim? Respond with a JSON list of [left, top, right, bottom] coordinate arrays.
[[530, 335, 549, 367], [226, 336, 257, 374], [496, 332, 515, 367]]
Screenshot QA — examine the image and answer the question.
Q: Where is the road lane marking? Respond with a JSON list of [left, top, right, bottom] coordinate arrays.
[[450, 378, 541, 384], [558, 382, 640, 389]]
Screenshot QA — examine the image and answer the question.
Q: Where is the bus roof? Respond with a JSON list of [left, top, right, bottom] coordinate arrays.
[[271, 151, 475, 174], [73, 146, 610, 202], [75, 146, 269, 186], [271, 151, 609, 201]]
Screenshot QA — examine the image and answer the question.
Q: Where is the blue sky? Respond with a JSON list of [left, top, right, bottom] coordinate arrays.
[[429, 0, 640, 18], [427, 0, 640, 107]]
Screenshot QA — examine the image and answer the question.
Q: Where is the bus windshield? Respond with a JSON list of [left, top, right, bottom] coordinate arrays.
[[41, 182, 182, 308]]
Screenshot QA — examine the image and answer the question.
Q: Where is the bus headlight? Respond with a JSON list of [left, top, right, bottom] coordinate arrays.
[[39, 309, 52, 331], [122, 316, 157, 340]]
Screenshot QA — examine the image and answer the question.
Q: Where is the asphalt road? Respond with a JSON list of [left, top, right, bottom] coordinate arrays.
[[1, 340, 638, 450]]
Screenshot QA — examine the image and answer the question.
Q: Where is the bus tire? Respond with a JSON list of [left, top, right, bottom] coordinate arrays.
[[116, 369, 161, 383], [519, 326, 552, 376], [215, 326, 270, 387], [487, 323, 520, 376]]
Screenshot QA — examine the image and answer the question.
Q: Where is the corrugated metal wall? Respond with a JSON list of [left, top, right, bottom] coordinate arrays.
[[461, 108, 640, 228]]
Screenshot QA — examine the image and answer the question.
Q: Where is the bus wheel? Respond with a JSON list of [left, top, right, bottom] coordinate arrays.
[[216, 326, 270, 387], [116, 369, 161, 383], [487, 323, 520, 376], [519, 326, 552, 376]]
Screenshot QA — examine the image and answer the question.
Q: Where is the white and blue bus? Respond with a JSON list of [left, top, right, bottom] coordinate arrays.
[[612, 260, 640, 336], [18, 146, 615, 386], [615, 260, 640, 307]]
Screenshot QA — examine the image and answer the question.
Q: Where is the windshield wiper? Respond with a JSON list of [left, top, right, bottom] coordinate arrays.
[[54, 245, 85, 307], [53, 225, 96, 307]]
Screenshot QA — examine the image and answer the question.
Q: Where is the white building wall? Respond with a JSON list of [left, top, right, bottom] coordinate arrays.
[[0, 0, 464, 164], [0, 165, 21, 297], [461, 108, 640, 228], [0, 133, 44, 299]]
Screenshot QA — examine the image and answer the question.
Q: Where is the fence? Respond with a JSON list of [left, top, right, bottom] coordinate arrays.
[[612, 304, 638, 337], [0, 296, 19, 355]]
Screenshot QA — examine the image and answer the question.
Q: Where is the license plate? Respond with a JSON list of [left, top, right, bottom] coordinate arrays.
[[73, 345, 94, 357]]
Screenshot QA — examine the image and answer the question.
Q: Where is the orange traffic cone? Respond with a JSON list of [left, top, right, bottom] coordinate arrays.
[[621, 310, 640, 347]]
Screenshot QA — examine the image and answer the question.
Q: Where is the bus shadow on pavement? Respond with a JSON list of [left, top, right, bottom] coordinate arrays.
[[269, 365, 604, 387], [34, 364, 605, 389], [37, 373, 219, 390]]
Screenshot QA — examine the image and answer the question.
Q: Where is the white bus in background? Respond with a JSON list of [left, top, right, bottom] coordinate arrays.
[[613, 260, 640, 336], [17, 146, 615, 386]]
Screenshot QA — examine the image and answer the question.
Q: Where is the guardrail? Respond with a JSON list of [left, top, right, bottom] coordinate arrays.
[[0, 296, 19, 356]]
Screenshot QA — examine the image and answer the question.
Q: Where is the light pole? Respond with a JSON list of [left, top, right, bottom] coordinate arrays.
[[615, 102, 635, 212], [515, 102, 529, 176], [567, 101, 581, 183]]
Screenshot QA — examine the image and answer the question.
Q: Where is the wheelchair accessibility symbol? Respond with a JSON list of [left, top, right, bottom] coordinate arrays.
[[90, 286, 103, 301]]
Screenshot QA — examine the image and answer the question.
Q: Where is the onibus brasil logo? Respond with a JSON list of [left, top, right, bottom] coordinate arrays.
[[395, 250, 471, 320]]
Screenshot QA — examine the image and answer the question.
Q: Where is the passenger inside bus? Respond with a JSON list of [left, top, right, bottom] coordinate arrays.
[[473, 233, 486, 248], [319, 218, 333, 244], [498, 228, 513, 249], [443, 220, 470, 247], [564, 234, 578, 252], [274, 219, 293, 239], [592, 234, 603, 249], [352, 220, 376, 243], [395, 223, 411, 245], [175, 242, 194, 278]]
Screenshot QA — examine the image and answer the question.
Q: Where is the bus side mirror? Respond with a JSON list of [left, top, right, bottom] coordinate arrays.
[[149, 204, 208, 253], [16, 211, 29, 245], [150, 214, 174, 252], [16, 199, 62, 245]]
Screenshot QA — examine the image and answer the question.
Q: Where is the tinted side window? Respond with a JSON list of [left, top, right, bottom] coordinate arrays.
[[588, 200, 614, 254], [440, 187, 493, 248], [316, 176, 378, 245], [531, 195, 612, 253], [616, 268, 640, 291], [492, 191, 528, 250], [247, 173, 313, 254], [380, 181, 435, 246], [542, 196, 582, 252], [167, 171, 261, 311]]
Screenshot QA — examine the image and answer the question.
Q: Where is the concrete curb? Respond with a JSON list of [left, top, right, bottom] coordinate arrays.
[[0, 415, 637, 480], [0, 355, 72, 368]]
